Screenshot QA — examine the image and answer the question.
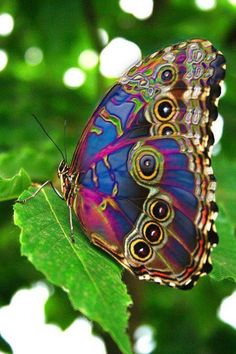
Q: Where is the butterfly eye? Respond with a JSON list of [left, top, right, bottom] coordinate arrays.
[[139, 154, 156, 177], [129, 239, 153, 262], [144, 222, 164, 245], [150, 200, 171, 221], [159, 65, 176, 84], [154, 99, 176, 121]]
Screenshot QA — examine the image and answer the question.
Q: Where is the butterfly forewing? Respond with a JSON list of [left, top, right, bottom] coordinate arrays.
[[67, 39, 225, 289]]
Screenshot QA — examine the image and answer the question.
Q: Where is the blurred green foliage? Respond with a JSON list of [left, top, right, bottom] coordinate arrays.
[[1, 0, 236, 353]]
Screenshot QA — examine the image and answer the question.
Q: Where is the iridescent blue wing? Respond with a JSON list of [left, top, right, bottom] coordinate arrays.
[[70, 39, 225, 289]]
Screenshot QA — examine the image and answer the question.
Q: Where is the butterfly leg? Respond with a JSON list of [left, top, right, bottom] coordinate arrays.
[[68, 205, 75, 243], [17, 180, 64, 203]]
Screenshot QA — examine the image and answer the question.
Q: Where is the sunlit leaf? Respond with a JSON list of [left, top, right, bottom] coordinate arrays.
[[14, 187, 132, 354]]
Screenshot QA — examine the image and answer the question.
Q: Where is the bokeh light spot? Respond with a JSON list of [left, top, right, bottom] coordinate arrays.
[[220, 81, 227, 98], [228, 0, 236, 5], [133, 324, 156, 354], [25, 47, 44, 66], [78, 49, 99, 70], [119, 0, 154, 20], [63, 67, 86, 88], [195, 0, 216, 11], [0, 13, 14, 36], [0, 49, 8, 71], [98, 28, 109, 46], [218, 290, 236, 329], [0, 282, 106, 354], [99, 37, 141, 78], [212, 113, 224, 146]]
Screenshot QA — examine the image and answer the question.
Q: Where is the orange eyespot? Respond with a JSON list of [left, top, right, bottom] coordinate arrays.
[[154, 99, 176, 122], [129, 239, 153, 262]]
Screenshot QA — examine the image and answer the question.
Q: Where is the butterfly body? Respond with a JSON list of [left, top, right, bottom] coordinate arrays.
[[59, 39, 225, 289]]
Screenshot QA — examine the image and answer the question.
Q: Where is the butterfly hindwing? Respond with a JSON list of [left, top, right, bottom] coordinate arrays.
[[69, 39, 225, 289]]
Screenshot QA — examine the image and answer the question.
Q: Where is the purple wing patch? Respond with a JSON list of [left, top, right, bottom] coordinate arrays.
[[58, 39, 225, 289]]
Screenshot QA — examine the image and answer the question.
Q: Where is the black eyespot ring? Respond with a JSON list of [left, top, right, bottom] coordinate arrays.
[[144, 222, 164, 245], [139, 154, 156, 177], [129, 146, 163, 186], [130, 239, 153, 262], [135, 150, 160, 181], [159, 66, 176, 84], [150, 200, 171, 221], [154, 99, 176, 121], [159, 123, 175, 136], [161, 69, 173, 82], [158, 101, 172, 118]]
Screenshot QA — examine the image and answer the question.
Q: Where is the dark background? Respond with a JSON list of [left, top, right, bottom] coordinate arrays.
[[1, 1, 236, 353]]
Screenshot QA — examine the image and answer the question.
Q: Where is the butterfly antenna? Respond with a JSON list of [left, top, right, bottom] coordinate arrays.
[[32, 114, 66, 162], [64, 120, 68, 163]]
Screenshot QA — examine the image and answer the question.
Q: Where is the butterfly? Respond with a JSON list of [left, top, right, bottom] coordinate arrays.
[[21, 39, 226, 290]]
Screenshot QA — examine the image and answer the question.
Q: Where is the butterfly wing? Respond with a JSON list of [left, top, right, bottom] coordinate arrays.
[[70, 39, 225, 289]]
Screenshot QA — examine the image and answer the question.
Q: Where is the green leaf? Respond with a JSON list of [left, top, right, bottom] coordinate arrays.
[[210, 156, 236, 282], [44, 287, 78, 330], [0, 169, 31, 201], [211, 207, 236, 282], [0, 334, 12, 354], [14, 187, 132, 354], [213, 156, 236, 225]]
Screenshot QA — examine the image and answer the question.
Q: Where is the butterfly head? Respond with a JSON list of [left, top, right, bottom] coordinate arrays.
[[58, 159, 69, 177], [58, 160, 80, 205], [57, 160, 74, 203]]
